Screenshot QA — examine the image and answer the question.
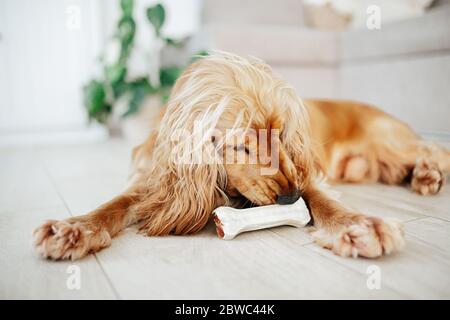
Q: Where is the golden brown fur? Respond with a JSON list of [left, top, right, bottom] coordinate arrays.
[[33, 52, 449, 260]]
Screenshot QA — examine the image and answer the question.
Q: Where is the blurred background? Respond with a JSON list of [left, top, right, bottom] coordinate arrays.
[[0, 0, 449, 147]]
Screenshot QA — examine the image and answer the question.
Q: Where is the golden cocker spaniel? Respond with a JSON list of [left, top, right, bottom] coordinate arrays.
[[34, 52, 449, 260]]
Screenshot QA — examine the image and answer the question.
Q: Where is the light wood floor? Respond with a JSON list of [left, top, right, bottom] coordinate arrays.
[[1, 139, 449, 299]]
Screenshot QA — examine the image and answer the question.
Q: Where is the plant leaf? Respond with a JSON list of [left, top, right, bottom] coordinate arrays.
[[105, 64, 126, 87], [122, 78, 156, 117], [123, 87, 146, 117], [164, 37, 184, 48], [159, 66, 182, 87], [83, 80, 111, 123], [146, 4, 165, 35], [118, 17, 136, 49], [190, 50, 209, 63], [120, 0, 134, 17]]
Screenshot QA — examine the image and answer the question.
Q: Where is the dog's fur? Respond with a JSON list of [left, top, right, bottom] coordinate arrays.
[[34, 52, 450, 260]]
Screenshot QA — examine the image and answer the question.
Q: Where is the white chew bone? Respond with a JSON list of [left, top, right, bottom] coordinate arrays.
[[213, 197, 311, 240]]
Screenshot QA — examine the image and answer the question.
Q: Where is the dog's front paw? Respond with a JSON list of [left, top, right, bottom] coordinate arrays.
[[313, 217, 405, 258], [33, 220, 111, 260], [411, 158, 444, 195]]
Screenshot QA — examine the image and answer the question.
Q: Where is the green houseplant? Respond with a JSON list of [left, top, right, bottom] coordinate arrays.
[[83, 0, 205, 128]]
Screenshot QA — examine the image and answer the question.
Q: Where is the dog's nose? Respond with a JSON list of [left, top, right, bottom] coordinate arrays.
[[276, 189, 301, 205]]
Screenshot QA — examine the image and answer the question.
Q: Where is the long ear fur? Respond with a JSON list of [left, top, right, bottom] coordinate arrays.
[[259, 66, 322, 191], [134, 55, 233, 236], [136, 163, 227, 235], [282, 93, 324, 190]]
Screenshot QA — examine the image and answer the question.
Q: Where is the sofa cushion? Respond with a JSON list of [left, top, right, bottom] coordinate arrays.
[[204, 24, 339, 65], [340, 6, 450, 61], [202, 0, 305, 26]]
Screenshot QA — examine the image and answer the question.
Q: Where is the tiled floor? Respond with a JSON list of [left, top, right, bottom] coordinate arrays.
[[1, 139, 449, 299]]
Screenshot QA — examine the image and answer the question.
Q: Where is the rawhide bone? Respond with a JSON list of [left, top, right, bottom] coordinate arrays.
[[213, 191, 310, 240]]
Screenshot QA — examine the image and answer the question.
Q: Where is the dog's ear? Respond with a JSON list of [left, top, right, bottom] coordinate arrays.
[[136, 162, 227, 236], [281, 96, 324, 190], [288, 136, 324, 190]]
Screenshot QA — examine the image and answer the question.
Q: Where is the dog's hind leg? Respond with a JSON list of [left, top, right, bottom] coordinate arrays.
[[406, 141, 449, 195], [375, 139, 449, 195], [364, 115, 449, 194]]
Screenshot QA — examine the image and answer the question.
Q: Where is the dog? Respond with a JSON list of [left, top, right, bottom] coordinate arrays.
[[33, 52, 449, 260]]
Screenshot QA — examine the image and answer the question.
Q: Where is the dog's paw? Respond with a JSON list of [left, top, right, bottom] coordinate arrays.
[[411, 158, 444, 195], [33, 220, 111, 260], [312, 217, 405, 258]]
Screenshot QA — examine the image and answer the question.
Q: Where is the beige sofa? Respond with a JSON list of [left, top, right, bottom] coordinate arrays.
[[199, 0, 450, 139]]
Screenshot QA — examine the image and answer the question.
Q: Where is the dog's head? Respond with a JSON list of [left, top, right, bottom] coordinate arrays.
[[155, 51, 317, 209]]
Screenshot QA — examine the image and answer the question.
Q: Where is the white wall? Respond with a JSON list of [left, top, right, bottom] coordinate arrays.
[[0, 0, 202, 146], [0, 0, 107, 145]]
